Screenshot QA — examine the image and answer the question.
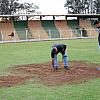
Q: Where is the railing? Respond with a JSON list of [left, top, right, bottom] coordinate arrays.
[[0, 29, 98, 43]]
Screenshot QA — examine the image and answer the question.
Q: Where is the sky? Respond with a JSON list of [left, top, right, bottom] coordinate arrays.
[[19, 0, 67, 14]]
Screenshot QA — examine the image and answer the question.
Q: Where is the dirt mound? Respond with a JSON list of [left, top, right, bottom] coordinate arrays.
[[0, 76, 30, 88], [0, 61, 100, 87]]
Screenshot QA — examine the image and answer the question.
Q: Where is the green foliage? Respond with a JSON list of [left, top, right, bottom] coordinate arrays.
[[0, 0, 20, 15], [64, 0, 99, 14], [94, 0, 100, 14], [0, 0, 39, 15]]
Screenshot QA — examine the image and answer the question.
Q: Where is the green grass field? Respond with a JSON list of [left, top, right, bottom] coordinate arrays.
[[0, 38, 100, 100]]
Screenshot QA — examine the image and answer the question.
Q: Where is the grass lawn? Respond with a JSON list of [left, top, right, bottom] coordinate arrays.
[[0, 38, 100, 100]]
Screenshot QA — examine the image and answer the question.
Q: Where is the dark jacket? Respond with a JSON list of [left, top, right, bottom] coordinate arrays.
[[51, 44, 66, 58]]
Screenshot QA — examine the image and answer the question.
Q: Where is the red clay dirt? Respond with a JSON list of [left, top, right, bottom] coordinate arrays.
[[0, 61, 100, 88]]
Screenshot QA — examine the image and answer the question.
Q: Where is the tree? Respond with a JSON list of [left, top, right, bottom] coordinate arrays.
[[0, 0, 20, 15], [64, 0, 73, 13], [64, 0, 84, 14], [94, 0, 100, 14], [0, 0, 39, 15], [64, 0, 98, 14], [82, 0, 89, 14], [18, 2, 39, 14]]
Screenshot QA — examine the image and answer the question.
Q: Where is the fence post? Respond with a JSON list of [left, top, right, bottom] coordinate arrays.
[[38, 32, 40, 40], [49, 29, 51, 40], [1, 30, 4, 42], [89, 29, 92, 37], [13, 30, 16, 41], [70, 30, 73, 38], [59, 30, 62, 39], [80, 29, 82, 38], [25, 28, 28, 40]]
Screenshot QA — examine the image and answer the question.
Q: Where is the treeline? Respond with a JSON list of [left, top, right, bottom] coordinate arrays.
[[64, 0, 100, 14], [0, 0, 39, 15]]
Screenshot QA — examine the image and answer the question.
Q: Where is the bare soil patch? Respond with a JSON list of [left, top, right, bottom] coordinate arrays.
[[0, 61, 100, 87]]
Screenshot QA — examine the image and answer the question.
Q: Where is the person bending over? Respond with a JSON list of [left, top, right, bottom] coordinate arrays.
[[51, 44, 69, 70]]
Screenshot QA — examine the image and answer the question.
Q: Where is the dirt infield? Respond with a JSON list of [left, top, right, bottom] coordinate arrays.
[[0, 61, 100, 88]]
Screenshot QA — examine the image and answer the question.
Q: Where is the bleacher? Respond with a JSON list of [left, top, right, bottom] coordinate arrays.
[[0, 21, 19, 41], [54, 20, 75, 38], [28, 20, 48, 39], [0, 17, 99, 42], [67, 20, 81, 37], [41, 20, 60, 38], [13, 21, 27, 40], [79, 19, 98, 37]]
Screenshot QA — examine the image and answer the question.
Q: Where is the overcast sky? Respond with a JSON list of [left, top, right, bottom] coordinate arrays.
[[19, 0, 67, 14]]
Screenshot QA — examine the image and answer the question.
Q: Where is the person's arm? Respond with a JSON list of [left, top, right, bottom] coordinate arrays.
[[51, 52, 54, 67]]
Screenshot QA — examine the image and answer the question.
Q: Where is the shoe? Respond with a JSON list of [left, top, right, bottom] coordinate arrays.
[[53, 67, 58, 70], [64, 66, 69, 70], [55, 67, 58, 70]]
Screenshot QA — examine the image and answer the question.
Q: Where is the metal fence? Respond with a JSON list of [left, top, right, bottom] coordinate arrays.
[[0, 29, 98, 43]]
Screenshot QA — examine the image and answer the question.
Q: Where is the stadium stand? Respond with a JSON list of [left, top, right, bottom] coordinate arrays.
[[79, 19, 98, 37], [54, 20, 75, 38], [41, 20, 60, 38], [0, 21, 19, 41], [13, 21, 28, 40], [67, 20, 81, 37], [28, 20, 48, 39]]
